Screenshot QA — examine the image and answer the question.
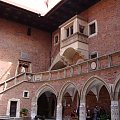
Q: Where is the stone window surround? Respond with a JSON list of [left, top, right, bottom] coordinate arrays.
[[23, 90, 29, 98], [6, 98, 20, 118], [54, 33, 59, 46], [90, 51, 98, 59], [65, 23, 74, 38], [88, 20, 98, 38]]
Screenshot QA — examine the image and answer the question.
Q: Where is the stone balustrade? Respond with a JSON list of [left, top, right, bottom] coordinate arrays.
[[0, 72, 33, 93], [33, 51, 120, 82], [0, 50, 120, 93], [61, 32, 88, 48]]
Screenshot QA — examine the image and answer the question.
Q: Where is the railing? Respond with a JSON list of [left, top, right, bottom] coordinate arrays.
[[33, 51, 120, 82], [0, 72, 33, 93], [61, 32, 88, 48], [0, 51, 120, 93]]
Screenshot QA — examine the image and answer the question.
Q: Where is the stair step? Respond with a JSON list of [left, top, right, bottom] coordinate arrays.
[[0, 116, 9, 119]]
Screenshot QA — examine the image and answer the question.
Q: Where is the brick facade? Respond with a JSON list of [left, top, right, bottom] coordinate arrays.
[[0, 18, 51, 82], [0, 0, 120, 120]]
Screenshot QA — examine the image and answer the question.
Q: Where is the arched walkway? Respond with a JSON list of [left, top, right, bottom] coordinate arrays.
[[37, 91, 57, 119], [80, 76, 111, 120], [31, 84, 57, 119], [58, 82, 80, 120]]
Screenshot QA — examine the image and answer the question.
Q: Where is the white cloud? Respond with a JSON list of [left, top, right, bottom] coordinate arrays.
[[1, 0, 61, 16]]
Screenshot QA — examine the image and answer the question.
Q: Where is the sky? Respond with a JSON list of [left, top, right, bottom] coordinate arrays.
[[1, 0, 62, 16]]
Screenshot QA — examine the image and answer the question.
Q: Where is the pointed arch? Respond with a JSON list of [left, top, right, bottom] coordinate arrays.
[[35, 83, 57, 98], [58, 81, 80, 103], [31, 84, 57, 119], [81, 76, 111, 101]]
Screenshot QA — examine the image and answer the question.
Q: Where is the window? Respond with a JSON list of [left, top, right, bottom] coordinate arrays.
[[88, 20, 97, 37], [54, 34, 59, 45], [66, 25, 73, 37], [23, 91, 29, 98], [90, 52, 98, 59]]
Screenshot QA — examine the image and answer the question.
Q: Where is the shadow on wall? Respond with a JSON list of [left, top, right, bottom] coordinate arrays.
[[0, 60, 12, 82]]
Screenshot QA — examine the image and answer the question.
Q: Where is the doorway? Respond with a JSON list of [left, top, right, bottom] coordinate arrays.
[[37, 91, 57, 119], [10, 101, 17, 117]]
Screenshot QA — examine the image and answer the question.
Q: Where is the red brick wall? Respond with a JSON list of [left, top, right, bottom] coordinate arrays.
[[51, 0, 120, 64], [0, 18, 51, 82], [51, 29, 60, 63], [0, 66, 119, 116], [80, 0, 120, 56]]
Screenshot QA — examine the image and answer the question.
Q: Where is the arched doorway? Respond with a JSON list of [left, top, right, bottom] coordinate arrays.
[[81, 77, 111, 120], [86, 86, 111, 119], [61, 84, 79, 120], [37, 91, 57, 119]]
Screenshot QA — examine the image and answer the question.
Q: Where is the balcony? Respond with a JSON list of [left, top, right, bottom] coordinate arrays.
[[59, 15, 89, 60], [61, 32, 88, 48]]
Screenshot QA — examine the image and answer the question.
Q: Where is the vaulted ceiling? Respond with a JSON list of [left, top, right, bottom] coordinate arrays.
[[0, 0, 100, 32]]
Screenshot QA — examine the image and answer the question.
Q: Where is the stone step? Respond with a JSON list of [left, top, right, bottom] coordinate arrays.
[[0, 115, 10, 120]]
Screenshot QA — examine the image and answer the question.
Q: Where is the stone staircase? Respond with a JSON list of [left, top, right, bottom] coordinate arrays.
[[0, 73, 33, 94]]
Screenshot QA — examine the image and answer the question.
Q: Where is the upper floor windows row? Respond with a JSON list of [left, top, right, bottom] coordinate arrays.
[[59, 15, 98, 40], [53, 17, 98, 46]]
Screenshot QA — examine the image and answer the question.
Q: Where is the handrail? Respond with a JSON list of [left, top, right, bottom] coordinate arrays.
[[0, 73, 25, 85], [0, 72, 33, 92], [0, 50, 120, 93]]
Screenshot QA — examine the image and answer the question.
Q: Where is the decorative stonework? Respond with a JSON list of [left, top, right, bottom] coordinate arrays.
[[111, 101, 119, 120]]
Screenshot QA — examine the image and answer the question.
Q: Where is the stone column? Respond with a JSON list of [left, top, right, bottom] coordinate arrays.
[[56, 102, 62, 120], [31, 102, 37, 120], [111, 101, 119, 120], [79, 102, 86, 120]]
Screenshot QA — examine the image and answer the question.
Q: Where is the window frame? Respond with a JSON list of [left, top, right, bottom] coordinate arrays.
[[23, 90, 29, 98], [88, 20, 98, 38], [90, 51, 98, 59], [65, 23, 74, 38], [54, 33, 59, 46], [6, 98, 20, 118]]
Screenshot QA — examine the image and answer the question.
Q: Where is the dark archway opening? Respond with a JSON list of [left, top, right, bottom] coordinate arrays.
[[62, 91, 79, 119], [86, 86, 111, 120], [37, 91, 57, 119]]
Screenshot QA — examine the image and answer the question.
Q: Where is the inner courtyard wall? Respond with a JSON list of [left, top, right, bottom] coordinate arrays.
[[0, 18, 51, 82], [0, 66, 119, 116], [51, 0, 120, 61], [80, 0, 120, 56]]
